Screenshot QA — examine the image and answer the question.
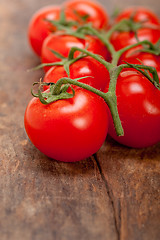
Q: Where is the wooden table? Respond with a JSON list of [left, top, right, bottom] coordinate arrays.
[[0, 0, 160, 239]]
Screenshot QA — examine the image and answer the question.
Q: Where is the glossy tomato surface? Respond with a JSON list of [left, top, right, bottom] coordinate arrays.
[[115, 7, 160, 25], [43, 56, 110, 91], [110, 28, 160, 51], [24, 88, 109, 162], [28, 5, 61, 56], [41, 33, 110, 72], [107, 69, 160, 148], [119, 50, 160, 79], [64, 0, 109, 29]]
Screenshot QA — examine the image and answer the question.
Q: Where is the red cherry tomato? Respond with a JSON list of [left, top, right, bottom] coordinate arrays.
[[43, 56, 110, 91], [64, 0, 109, 29], [107, 69, 160, 148], [41, 33, 110, 72], [28, 1, 109, 56], [111, 28, 160, 51], [119, 50, 160, 79], [115, 7, 160, 26], [24, 88, 109, 162], [28, 5, 61, 56]]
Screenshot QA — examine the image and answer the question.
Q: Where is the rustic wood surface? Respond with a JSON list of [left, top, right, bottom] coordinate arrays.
[[0, 0, 160, 239]]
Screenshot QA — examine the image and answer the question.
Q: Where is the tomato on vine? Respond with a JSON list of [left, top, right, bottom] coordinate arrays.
[[110, 28, 160, 51], [41, 33, 110, 72], [28, 0, 109, 56], [43, 56, 110, 91], [119, 50, 160, 79], [24, 88, 109, 162], [115, 7, 160, 26], [64, 0, 109, 29], [26, 1, 160, 159], [107, 69, 160, 148]]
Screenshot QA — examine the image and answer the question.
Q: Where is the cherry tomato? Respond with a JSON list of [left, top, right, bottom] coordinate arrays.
[[41, 33, 110, 72], [43, 56, 110, 91], [107, 69, 160, 148], [110, 28, 160, 51], [115, 7, 160, 26], [28, 1, 109, 56], [64, 0, 109, 29], [24, 88, 109, 162], [28, 5, 61, 56], [119, 50, 160, 79]]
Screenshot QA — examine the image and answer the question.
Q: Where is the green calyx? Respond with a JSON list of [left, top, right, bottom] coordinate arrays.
[[32, 81, 74, 105], [31, 77, 90, 104], [114, 18, 142, 33], [45, 9, 78, 29]]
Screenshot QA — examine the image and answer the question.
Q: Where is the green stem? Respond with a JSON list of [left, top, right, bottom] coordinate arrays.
[[120, 63, 160, 87], [54, 77, 105, 97], [108, 66, 123, 92], [64, 47, 124, 135], [75, 23, 157, 67], [53, 77, 124, 136], [68, 46, 112, 70], [77, 25, 116, 56], [105, 19, 129, 39], [105, 66, 124, 135], [117, 40, 156, 57], [110, 40, 156, 66]]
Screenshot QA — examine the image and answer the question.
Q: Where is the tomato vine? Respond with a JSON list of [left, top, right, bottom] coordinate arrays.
[[26, 1, 160, 161]]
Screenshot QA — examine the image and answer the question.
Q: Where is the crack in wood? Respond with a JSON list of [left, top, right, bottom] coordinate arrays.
[[94, 153, 121, 240]]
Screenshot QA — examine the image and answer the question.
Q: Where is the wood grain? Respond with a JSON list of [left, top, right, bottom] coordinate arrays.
[[96, 138, 160, 240], [0, 0, 160, 239]]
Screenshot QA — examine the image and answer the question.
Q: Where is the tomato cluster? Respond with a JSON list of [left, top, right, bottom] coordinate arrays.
[[28, 0, 109, 56], [25, 0, 160, 162]]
